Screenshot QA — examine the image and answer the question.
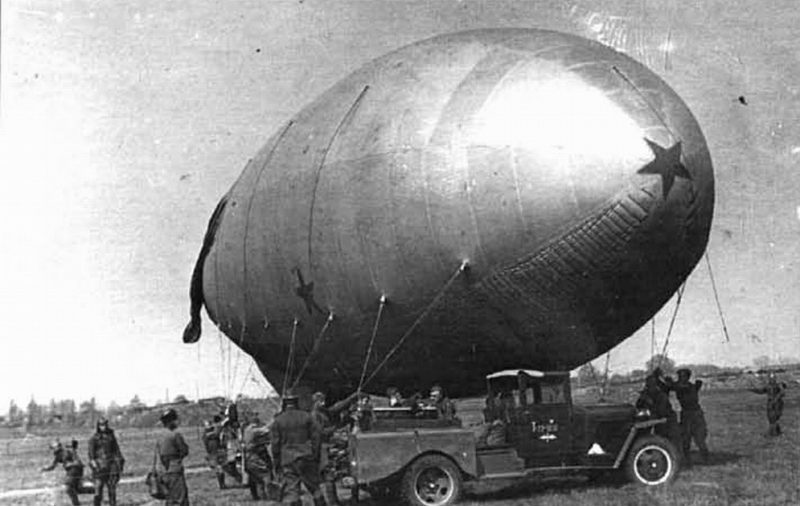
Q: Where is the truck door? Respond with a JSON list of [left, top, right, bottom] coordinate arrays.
[[516, 375, 573, 465]]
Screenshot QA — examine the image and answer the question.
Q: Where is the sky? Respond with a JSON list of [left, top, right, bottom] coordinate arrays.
[[1, 0, 798, 411]]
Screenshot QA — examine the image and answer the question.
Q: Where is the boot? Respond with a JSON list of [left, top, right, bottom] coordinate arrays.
[[248, 480, 259, 500], [217, 473, 226, 490], [320, 481, 340, 506]]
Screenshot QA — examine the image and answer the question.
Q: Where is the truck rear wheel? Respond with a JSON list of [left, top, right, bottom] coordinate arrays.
[[624, 434, 679, 486], [402, 454, 462, 506]]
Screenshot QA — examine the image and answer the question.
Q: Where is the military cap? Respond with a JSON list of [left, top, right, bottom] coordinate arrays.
[[159, 408, 178, 424], [676, 368, 692, 377]]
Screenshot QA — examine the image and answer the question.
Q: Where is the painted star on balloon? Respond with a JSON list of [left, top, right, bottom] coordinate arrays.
[[638, 138, 693, 199], [293, 267, 324, 315]]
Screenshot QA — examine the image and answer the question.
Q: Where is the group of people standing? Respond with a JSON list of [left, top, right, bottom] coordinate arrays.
[[636, 367, 712, 466], [196, 385, 455, 506], [196, 389, 369, 506], [636, 367, 789, 467], [41, 418, 125, 506]]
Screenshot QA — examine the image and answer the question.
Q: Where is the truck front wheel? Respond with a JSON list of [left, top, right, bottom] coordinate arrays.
[[624, 434, 679, 486], [402, 454, 462, 506]]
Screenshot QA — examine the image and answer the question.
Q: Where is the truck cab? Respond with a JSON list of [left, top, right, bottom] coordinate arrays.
[[344, 370, 680, 506]]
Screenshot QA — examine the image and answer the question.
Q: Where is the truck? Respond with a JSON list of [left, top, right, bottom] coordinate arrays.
[[340, 369, 679, 505]]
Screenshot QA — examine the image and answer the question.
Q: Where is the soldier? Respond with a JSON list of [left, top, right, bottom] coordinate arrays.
[[386, 387, 404, 407], [158, 408, 189, 506], [350, 394, 374, 433], [87, 417, 125, 505], [242, 411, 275, 500], [219, 405, 244, 486], [636, 372, 682, 452], [311, 391, 359, 506], [750, 372, 788, 436], [270, 393, 324, 506], [427, 385, 457, 422], [664, 368, 709, 465], [41, 439, 87, 506], [202, 415, 227, 489]]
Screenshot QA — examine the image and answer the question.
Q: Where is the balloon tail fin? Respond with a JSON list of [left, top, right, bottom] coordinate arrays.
[[184, 194, 229, 343]]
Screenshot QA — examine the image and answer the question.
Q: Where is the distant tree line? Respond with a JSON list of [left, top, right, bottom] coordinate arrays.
[[576, 354, 799, 389], [2, 393, 279, 431], [2, 394, 151, 430]]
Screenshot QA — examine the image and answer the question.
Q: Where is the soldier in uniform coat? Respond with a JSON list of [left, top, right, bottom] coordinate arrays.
[[270, 394, 324, 506], [664, 368, 709, 465], [242, 412, 274, 500], [636, 372, 682, 452], [750, 372, 788, 436], [202, 415, 227, 489], [158, 409, 189, 506], [310, 391, 359, 506], [427, 385, 458, 422], [87, 417, 125, 505], [42, 439, 89, 505]]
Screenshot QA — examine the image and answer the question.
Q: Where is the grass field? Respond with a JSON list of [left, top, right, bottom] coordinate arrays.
[[1, 387, 797, 505]]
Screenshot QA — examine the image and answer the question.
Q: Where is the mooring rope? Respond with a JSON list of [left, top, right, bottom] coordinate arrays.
[[658, 282, 686, 366], [363, 260, 469, 388], [229, 323, 246, 396], [650, 317, 657, 370], [281, 318, 299, 397], [290, 312, 335, 390], [705, 251, 730, 342], [357, 296, 387, 395]]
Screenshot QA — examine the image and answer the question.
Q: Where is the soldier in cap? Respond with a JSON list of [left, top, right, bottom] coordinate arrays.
[[750, 372, 788, 436], [219, 404, 244, 486], [242, 411, 274, 500], [270, 393, 324, 506], [202, 415, 227, 489], [386, 387, 405, 407], [636, 371, 682, 452], [663, 368, 709, 465], [87, 417, 125, 505], [41, 439, 87, 505], [158, 408, 189, 505], [427, 385, 457, 422], [311, 391, 359, 505]]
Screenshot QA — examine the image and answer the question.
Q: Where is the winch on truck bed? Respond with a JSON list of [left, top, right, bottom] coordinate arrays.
[[340, 369, 680, 506]]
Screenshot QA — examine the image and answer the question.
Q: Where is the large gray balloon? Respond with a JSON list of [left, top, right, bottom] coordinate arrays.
[[184, 28, 713, 398]]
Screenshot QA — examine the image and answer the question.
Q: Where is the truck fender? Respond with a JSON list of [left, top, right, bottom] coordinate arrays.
[[612, 418, 666, 468]]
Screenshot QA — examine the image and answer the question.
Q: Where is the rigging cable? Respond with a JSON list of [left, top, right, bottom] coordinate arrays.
[[705, 251, 731, 342], [281, 318, 300, 397], [601, 351, 611, 398], [650, 317, 656, 370], [229, 323, 246, 397], [363, 260, 468, 387], [357, 296, 387, 395], [290, 312, 335, 391], [658, 281, 686, 367]]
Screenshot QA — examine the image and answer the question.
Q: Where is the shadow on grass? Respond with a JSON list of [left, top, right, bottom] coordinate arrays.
[[464, 474, 606, 502], [686, 450, 743, 467]]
